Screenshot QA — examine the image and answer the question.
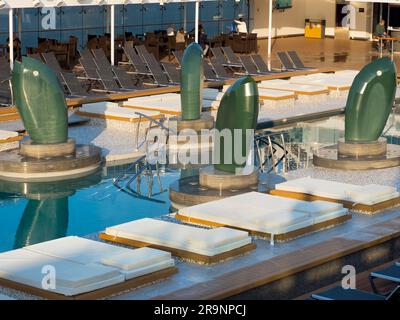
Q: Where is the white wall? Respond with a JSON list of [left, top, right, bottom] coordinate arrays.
[[250, 0, 373, 39]]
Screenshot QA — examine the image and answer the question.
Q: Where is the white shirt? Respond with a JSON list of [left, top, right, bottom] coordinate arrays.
[[234, 20, 247, 33]]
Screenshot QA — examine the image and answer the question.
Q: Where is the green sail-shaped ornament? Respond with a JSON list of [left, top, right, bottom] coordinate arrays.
[[11, 57, 68, 144], [213, 76, 259, 173], [345, 57, 397, 142], [180, 43, 204, 121]]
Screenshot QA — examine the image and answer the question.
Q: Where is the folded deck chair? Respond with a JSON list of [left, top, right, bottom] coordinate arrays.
[[311, 285, 400, 301], [209, 58, 236, 80], [123, 46, 151, 75], [240, 55, 271, 76], [370, 264, 400, 295], [287, 51, 315, 70], [277, 51, 296, 71], [211, 47, 242, 68], [173, 50, 183, 66], [251, 54, 272, 73], [100, 218, 255, 264], [161, 62, 180, 84], [176, 192, 349, 243], [272, 177, 400, 213], [222, 46, 244, 67]]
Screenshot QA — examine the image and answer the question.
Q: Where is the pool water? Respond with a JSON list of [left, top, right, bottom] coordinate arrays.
[[0, 164, 180, 253], [1, 113, 400, 254]]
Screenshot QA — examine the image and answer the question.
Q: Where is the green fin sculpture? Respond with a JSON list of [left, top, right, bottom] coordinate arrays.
[[214, 76, 259, 173], [345, 57, 397, 142], [11, 57, 68, 144], [180, 43, 204, 120]]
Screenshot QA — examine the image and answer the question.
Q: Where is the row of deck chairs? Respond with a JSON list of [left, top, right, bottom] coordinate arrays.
[[310, 261, 400, 300], [0, 57, 12, 106]]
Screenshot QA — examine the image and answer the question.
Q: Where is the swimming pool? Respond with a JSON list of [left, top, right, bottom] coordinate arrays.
[[1, 112, 400, 254], [0, 163, 181, 253]]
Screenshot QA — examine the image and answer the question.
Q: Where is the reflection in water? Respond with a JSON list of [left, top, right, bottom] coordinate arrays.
[[0, 171, 102, 250], [14, 197, 69, 249]]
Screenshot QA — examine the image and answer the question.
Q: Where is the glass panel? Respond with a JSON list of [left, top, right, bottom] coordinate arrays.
[[59, 6, 83, 48], [142, 4, 163, 34], [125, 4, 145, 37]]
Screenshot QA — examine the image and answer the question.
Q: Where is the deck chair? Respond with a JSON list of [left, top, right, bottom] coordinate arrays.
[[95, 67, 132, 93], [123, 46, 151, 75], [311, 285, 400, 301], [0, 59, 11, 105], [287, 51, 315, 70], [61, 71, 91, 97], [251, 54, 271, 73], [41, 52, 65, 82], [92, 48, 113, 72], [112, 66, 139, 90], [161, 62, 180, 84], [370, 264, 400, 295], [209, 58, 235, 80], [210, 47, 241, 69], [203, 61, 219, 82], [222, 46, 243, 67], [173, 50, 183, 67], [79, 57, 101, 81], [240, 55, 271, 76], [277, 51, 296, 71], [136, 46, 171, 86]]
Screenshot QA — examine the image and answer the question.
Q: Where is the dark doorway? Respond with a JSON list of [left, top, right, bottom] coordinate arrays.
[[335, 3, 348, 27], [388, 5, 400, 28]]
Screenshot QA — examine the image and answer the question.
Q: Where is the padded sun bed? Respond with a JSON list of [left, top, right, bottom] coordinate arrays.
[[0, 129, 20, 143], [0, 237, 176, 299], [122, 95, 216, 115], [289, 73, 355, 92], [76, 101, 162, 122], [176, 192, 350, 243], [271, 177, 400, 214], [259, 79, 329, 96], [100, 218, 255, 264]]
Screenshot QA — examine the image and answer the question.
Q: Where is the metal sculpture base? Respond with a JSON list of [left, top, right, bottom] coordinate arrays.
[[199, 165, 258, 190], [169, 173, 265, 209], [175, 114, 214, 133], [0, 138, 102, 182], [313, 138, 400, 170]]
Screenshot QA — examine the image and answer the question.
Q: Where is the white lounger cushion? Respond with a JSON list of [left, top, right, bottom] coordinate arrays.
[[105, 218, 251, 256], [0, 130, 18, 140], [258, 88, 296, 99], [179, 192, 348, 235], [0, 249, 124, 296], [203, 88, 224, 101], [25, 236, 174, 280], [123, 97, 215, 111], [275, 177, 399, 205], [259, 79, 328, 93], [289, 74, 354, 89], [81, 102, 160, 118]]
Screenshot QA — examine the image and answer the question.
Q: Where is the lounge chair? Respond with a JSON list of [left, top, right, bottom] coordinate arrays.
[[277, 51, 296, 71], [95, 67, 134, 93], [222, 46, 244, 67], [61, 72, 91, 97], [0, 57, 11, 105], [123, 46, 151, 76], [287, 51, 315, 70], [240, 55, 271, 76], [176, 192, 349, 243], [211, 47, 242, 68], [100, 218, 255, 264], [136, 46, 171, 86], [370, 264, 400, 295], [311, 285, 400, 300], [79, 57, 101, 81], [203, 61, 220, 81], [173, 50, 183, 66], [27, 53, 43, 62], [209, 58, 236, 80], [161, 62, 180, 84], [251, 54, 273, 73]]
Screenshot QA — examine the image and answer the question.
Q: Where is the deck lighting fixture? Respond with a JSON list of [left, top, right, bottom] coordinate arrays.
[[0, 0, 6, 9], [96, 0, 107, 5], [55, 0, 65, 7]]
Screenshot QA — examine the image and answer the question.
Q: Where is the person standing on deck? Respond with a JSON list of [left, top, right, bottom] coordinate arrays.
[[375, 19, 390, 51], [234, 17, 248, 34]]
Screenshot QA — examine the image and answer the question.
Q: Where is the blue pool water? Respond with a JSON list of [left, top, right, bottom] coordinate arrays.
[[0, 164, 181, 253]]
